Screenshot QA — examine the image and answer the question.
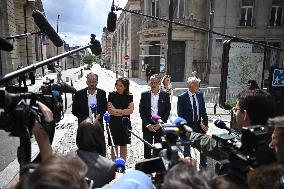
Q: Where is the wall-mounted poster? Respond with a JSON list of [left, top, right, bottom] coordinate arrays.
[[226, 42, 264, 105]]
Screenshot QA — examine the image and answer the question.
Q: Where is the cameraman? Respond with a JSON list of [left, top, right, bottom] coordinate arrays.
[[185, 89, 275, 161], [32, 101, 55, 161]]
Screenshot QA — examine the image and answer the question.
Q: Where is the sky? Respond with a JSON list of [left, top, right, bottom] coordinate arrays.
[[41, 0, 128, 47]]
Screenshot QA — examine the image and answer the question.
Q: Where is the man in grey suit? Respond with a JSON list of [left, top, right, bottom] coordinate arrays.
[[139, 74, 171, 159]]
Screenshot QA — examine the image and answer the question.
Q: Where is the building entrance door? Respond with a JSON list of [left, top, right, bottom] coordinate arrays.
[[169, 41, 185, 81]]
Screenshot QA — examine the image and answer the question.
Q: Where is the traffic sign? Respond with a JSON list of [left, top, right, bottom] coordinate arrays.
[[124, 54, 129, 60]]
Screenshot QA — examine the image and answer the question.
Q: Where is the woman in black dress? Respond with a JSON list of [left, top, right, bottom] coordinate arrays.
[[107, 78, 134, 161]]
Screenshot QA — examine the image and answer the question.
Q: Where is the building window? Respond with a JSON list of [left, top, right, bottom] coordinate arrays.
[[151, 0, 159, 17], [270, 0, 283, 26], [174, 0, 185, 18], [240, 0, 254, 26]]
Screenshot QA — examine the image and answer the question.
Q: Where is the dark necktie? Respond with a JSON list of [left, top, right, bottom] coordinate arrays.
[[192, 95, 198, 122]]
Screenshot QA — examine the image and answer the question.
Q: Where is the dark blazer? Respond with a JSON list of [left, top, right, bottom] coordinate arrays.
[[72, 87, 107, 125], [139, 90, 171, 132], [177, 91, 208, 132]]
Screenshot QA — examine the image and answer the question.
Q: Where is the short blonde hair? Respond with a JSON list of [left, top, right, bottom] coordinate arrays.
[[187, 76, 201, 85]]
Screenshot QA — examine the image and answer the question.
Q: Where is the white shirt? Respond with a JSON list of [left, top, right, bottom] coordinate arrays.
[[87, 90, 97, 117], [188, 91, 200, 121], [151, 91, 160, 116]]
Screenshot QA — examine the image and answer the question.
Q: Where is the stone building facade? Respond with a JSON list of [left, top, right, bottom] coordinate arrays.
[[109, 0, 284, 85], [0, 0, 65, 83], [209, 0, 284, 86]]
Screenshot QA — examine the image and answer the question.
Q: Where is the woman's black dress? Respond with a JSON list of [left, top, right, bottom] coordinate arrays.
[[108, 92, 133, 146]]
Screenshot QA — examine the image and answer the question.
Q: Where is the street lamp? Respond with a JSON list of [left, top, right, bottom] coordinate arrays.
[[56, 14, 60, 62]]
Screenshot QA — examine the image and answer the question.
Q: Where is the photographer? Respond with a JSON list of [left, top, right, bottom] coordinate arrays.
[[185, 89, 275, 161]]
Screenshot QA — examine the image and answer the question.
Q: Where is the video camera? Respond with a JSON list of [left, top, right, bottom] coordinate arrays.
[[0, 87, 60, 137], [134, 116, 192, 188], [213, 125, 276, 184]]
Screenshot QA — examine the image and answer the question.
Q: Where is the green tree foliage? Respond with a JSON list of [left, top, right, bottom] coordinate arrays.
[[82, 53, 95, 69]]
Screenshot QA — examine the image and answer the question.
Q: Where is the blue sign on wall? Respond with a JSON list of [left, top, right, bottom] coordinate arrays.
[[272, 69, 284, 87]]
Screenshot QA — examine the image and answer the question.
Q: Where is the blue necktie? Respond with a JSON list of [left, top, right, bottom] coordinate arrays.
[[192, 95, 198, 122]]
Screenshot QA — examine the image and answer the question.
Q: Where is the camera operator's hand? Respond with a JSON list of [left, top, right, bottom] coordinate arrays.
[[37, 101, 54, 123], [146, 124, 156, 132], [32, 101, 54, 161], [200, 121, 208, 133], [182, 157, 198, 170]]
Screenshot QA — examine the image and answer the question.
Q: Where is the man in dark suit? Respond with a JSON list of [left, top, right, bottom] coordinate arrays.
[[72, 72, 107, 126], [139, 74, 171, 159], [177, 76, 208, 168]]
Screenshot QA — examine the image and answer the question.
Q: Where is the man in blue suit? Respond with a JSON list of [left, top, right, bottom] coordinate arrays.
[[177, 76, 208, 168]]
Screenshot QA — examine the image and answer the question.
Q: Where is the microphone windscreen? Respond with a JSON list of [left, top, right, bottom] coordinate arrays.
[[107, 11, 117, 32], [0, 36, 13, 51], [59, 82, 77, 93], [90, 39, 102, 56], [151, 114, 161, 123], [32, 10, 63, 47], [104, 112, 110, 123], [214, 119, 226, 129], [111, 170, 152, 189], [169, 116, 187, 125]]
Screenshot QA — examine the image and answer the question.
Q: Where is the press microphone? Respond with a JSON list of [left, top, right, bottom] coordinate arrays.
[[104, 112, 111, 123], [114, 157, 126, 173], [59, 82, 77, 94], [151, 114, 164, 124], [32, 10, 63, 47], [90, 39, 102, 56], [169, 116, 193, 133], [0, 36, 13, 51], [107, 5, 117, 32], [214, 119, 238, 135]]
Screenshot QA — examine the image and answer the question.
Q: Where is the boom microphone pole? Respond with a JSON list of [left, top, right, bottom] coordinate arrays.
[[104, 112, 126, 173], [0, 34, 101, 85], [122, 117, 154, 149]]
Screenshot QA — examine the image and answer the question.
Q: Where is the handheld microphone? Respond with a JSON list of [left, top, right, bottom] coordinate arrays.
[[214, 119, 238, 135], [114, 157, 126, 173], [0, 36, 13, 51], [107, 5, 117, 32], [90, 104, 97, 115], [104, 112, 111, 123], [32, 10, 63, 47], [151, 114, 164, 124], [169, 116, 193, 133]]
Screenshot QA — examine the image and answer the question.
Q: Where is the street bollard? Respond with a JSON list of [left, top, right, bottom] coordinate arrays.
[[214, 103, 217, 115]]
